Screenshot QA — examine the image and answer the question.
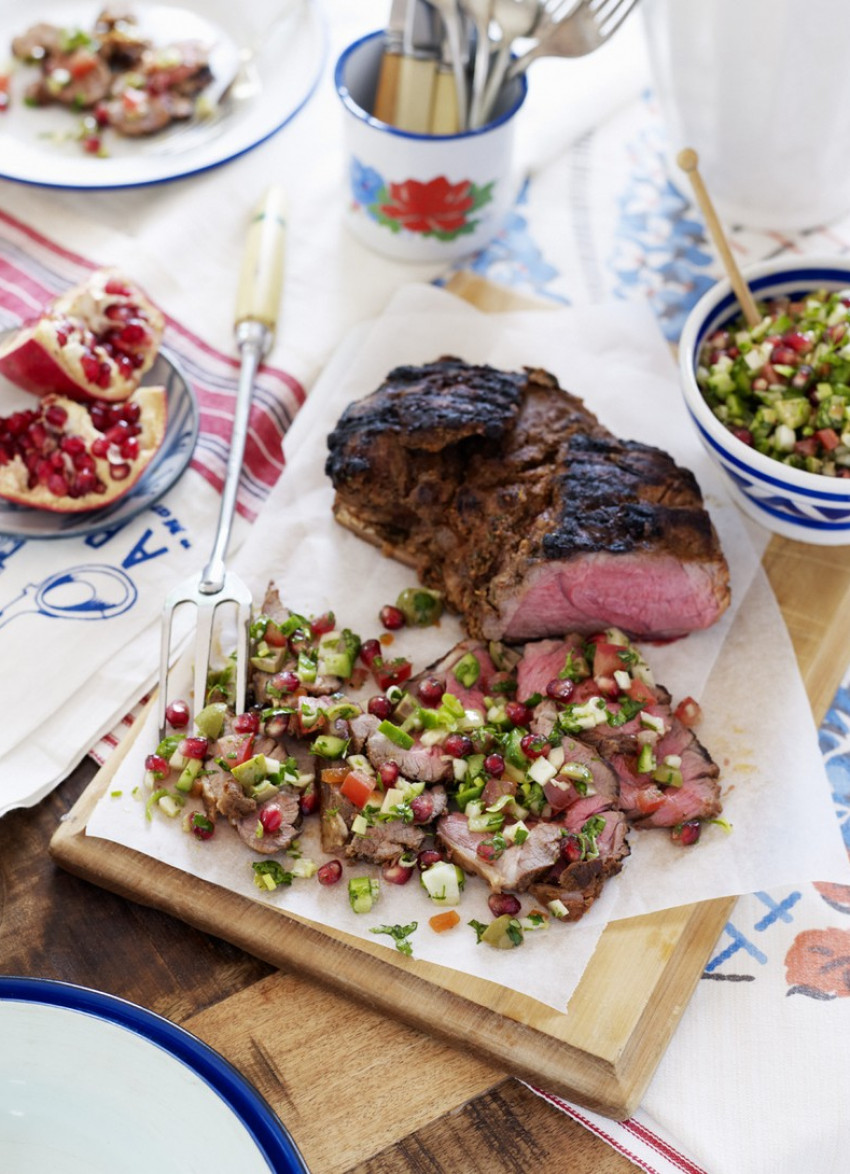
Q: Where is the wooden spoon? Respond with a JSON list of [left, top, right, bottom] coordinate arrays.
[[677, 148, 761, 328]]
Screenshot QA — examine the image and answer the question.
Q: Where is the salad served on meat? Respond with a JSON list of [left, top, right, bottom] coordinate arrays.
[[8, 4, 214, 152], [143, 585, 723, 952]]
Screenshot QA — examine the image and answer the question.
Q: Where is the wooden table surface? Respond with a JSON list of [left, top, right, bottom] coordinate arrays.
[[5, 533, 850, 1172]]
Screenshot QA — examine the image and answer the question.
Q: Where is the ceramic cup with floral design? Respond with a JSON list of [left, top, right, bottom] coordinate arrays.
[[334, 31, 527, 263]]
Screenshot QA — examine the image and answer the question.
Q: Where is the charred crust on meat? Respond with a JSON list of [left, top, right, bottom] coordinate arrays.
[[326, 358, 731, 642]]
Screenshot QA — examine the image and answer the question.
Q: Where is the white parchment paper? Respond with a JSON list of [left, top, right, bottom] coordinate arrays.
[[86, 287, 850, 1012]]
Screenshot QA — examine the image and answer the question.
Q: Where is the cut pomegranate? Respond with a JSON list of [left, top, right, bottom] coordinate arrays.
[[0, 385, 167, 513], [378, 760, 400, 787], [367, 695, 393, 720], [0, 268, 165, 403]]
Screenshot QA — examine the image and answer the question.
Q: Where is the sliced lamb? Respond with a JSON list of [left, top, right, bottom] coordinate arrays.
[[346, 821, 426, 865], [350, 713, 454, 783], [234, 790, 302, 855], [200, 761, 256, 824], [436, 811, 562, 892], [11, 23, 66, 62], [609, 716, 722, 828], [542, 741, 619, 813], [327, 359, 730, 643], [529, 809, 630, 920]]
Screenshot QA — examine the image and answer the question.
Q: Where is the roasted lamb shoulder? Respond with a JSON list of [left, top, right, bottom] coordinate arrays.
[[326, 358, 730, 642]]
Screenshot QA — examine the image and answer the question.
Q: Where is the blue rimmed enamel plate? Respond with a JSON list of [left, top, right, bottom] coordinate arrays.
[[0, 977, 310, 1173]]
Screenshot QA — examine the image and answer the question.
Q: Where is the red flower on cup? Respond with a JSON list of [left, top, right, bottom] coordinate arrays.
[[785, 927, 850, 999], [380, 177, 476, 235]]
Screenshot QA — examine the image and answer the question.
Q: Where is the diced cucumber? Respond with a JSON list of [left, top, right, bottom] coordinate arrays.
[[377, 719, 414, 750], [311, 733, 349, 759], [420, 861, 465, 905], [175, 758, 203, 793], [348, 876, 380, 913]]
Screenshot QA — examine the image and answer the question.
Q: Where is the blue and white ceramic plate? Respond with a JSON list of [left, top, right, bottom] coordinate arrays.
[[0, 1, 325, 189], [0, 977, 310, 1173], [0, 345, 199, 540]]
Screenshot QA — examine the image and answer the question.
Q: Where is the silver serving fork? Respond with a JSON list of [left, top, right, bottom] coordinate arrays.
[[506, 0, 640, 81], [157, 187, 287, 737]]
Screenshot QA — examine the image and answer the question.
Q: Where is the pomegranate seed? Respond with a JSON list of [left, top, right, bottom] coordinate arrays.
[[144, 753, 170, 777], [476, 839, 504, 862], [444, 733, 474, 758], [379, 761, 400, 787], [299, 787, 319, 816], [271, 669, 300, 694], [317, 859, 343, 885], [770, 345, 797, 367], [382, 862, 414, 885], [505, 701, 531, 726], [410, 793, 434, 823], [520, 733, 549, 759], [484, 753, 505, 777], [93, 102, 109, 126], [310, 611, 336, 637], [120, 437, 139, 460], [367, 695, 393, 720], [417, 676, 444, 706], [379, 604, 405, 630], [488, 892, 521, 917], [179, 736, 208, 761], [545, 677, 575, 702], [47, 472, 69, 497], [75, 469, 97, 494], [165, 699, 190, 728], [730, 427, 754, 446], [80, 354, 102, 384], [258, 806, 283, 834], [28, 422, 48, 450], [233, 711, 261, 734], [60, 434, 85, 455], [121, 401, 141, 423], [672, 819, 702, 846], [109, 462, 131, 481], [560, 834, 583, 862], [44, 403, 68, 428], [191, 814, 214, 841], [360, 638, 381, 667], [417, 848, 444, 870], [119, 320, 147, 345], [82, 135, 101, 154], [89, 404, 110, 431], [783, 331, 812, 354]]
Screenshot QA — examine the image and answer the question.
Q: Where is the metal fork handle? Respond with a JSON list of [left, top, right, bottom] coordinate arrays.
[[198, 318, 270, 595]]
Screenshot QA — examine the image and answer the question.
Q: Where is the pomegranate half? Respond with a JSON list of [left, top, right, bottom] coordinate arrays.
[[0, 268, 165, 403], [0, 386, 168, 512]]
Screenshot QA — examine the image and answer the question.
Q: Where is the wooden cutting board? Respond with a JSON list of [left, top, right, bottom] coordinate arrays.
[[49, 277, 850, 1121]]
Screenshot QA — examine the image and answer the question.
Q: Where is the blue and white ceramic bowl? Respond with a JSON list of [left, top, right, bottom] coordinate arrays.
[[679, 256, 850, 545]]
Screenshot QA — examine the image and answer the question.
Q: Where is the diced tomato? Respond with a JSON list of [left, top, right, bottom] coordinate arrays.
[[674, 696, 702, 727], [627, 678, 657, 704], [69, 51, 98, 79], [340, 769, 379, 809], [632, 785, 665, 815], [592, 641, 628, 680], [429, 910, 461, 933], [233, 733, 255, 766], [373, 656, 412, 691], [815, 427, 841, 452]]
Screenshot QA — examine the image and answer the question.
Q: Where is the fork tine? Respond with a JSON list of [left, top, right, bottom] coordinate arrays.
[[593, 0, 640, 35], [192, 600, 217, 726]]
